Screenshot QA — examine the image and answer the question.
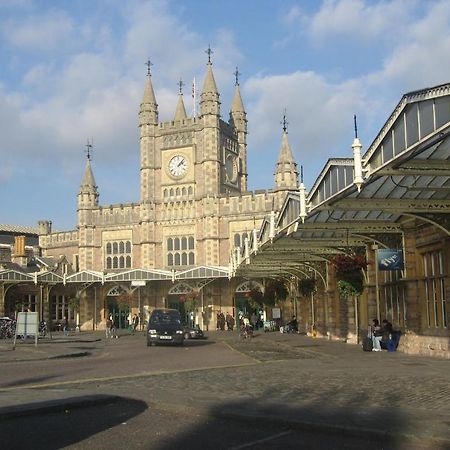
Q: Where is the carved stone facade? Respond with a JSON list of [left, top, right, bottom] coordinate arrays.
[[33, 60, 299, 330]]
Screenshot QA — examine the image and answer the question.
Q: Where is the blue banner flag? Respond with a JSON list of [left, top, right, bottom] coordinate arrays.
[[378, 249, 404, 271]]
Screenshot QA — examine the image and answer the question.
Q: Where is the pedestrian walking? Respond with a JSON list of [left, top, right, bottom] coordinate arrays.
[[229, 314, 235, 331], [62, 316, 69, 336], [127, 312, 133, 334], [251, 313, 258, 331], [133, 314, 139, 333], [110, 317, 117, 338], [105, 317, 112, 339], [219, 312, 226, 331]]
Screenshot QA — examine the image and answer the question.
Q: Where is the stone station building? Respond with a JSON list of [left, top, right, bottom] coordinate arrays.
[[1, 60, 449, 358], [0, 56, 298, 331]]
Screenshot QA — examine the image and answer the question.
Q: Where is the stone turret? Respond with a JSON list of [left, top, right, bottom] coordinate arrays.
[[77, 157, 99, 226], [274, 126, 299, 190], [139, 68, 158, 126], [174, 87, 187, 121], [139, 63, 159, 204], [200, 57, 220, 118], [229, 74, 248, 191]]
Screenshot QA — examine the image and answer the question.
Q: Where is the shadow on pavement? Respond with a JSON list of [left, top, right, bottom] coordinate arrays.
[[0, 374, 62, 389], [153, 395, 438, 450], [0, 395, 147, 450]]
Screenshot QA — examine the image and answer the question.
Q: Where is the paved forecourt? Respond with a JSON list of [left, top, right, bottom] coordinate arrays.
[[0, 330, 449, 447]]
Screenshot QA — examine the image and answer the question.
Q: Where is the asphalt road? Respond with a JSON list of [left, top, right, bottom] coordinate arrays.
[[0, 335, 253, 390], [1, 332, 449, 450], [2, 396, 428, 450]]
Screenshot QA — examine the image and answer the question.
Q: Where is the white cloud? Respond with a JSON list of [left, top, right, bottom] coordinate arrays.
[[244, 71, 371, 186], [375, 1, 450, 90], [2, 10, 76, 52], [306, 0, 416, 43]]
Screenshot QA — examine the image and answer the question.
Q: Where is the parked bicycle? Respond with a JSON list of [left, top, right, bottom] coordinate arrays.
[[0, 317, 16, 339], [39, 320, 48, 338], [239, 323, 253, 339]]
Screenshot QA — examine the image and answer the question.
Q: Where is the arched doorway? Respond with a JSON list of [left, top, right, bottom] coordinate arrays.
[[106, 285, 131, 329], [235, 280, 264, 327], [167, 282, 196, 326]]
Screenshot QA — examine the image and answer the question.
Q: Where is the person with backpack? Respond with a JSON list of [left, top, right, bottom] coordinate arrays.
[[371, 319, 383, 351]]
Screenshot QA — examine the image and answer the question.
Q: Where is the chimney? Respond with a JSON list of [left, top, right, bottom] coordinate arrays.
[[38, 220, 52, 235], [12, 236, 28, 266]]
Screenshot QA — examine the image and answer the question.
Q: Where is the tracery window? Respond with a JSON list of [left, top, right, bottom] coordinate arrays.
[[105, 240, 132, 270], [167, 235, 195, 267], [423, 250, 447, 328], [381, 270, 406, 328]]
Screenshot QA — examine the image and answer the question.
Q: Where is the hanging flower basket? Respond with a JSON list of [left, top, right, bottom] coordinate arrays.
[[331, 254, 367, 297], [248, 288, 264, 307], [117, 293, 133, 311], [68, 294, 80, 312], [265, 279, 289, 302], [298, 278, 317, 297]]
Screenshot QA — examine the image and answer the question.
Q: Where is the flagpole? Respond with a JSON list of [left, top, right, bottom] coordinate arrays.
[[192, 77, 196, 117]]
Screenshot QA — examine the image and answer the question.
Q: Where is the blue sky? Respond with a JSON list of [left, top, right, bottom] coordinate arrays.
[[1, 0, 450, 230]]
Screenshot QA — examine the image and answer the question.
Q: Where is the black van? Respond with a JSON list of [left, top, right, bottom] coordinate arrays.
[[146, 308, 184, 346]]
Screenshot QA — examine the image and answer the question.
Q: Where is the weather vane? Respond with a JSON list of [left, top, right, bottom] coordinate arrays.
[[145, 59, 153, 76], [281, 109, 288, 133], [178, 78, 184, 94], [234, 66, 241, 86], [205, 45, 213, 63], [85, 139, 93, 161]]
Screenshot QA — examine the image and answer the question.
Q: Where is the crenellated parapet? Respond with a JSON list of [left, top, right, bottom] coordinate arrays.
[[91, 203, 141, 226], [219, 189, 283, 216], [39, 230, 79, 249]]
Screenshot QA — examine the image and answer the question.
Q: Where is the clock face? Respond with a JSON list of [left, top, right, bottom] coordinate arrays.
[[168, 155, 188, 178], [225, 155, 238, 183]]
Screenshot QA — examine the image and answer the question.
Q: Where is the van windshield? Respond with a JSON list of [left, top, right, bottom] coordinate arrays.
[[150, 310, 181, 325]]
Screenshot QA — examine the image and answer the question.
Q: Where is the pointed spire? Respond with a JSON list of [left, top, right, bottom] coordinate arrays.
[[142, 73, 157, 106], [274, 112, 298, 189], [174, 78, 187, 121], [277, 130, 296, 165], [140, 59, 158, 126], [200, 46, 220, 117], [202, 60, 219, 95], [80, 140, 97, 193], [81, 158, 97, 191], [231, 83, 245, 113], [78, 141, 99, 212]]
